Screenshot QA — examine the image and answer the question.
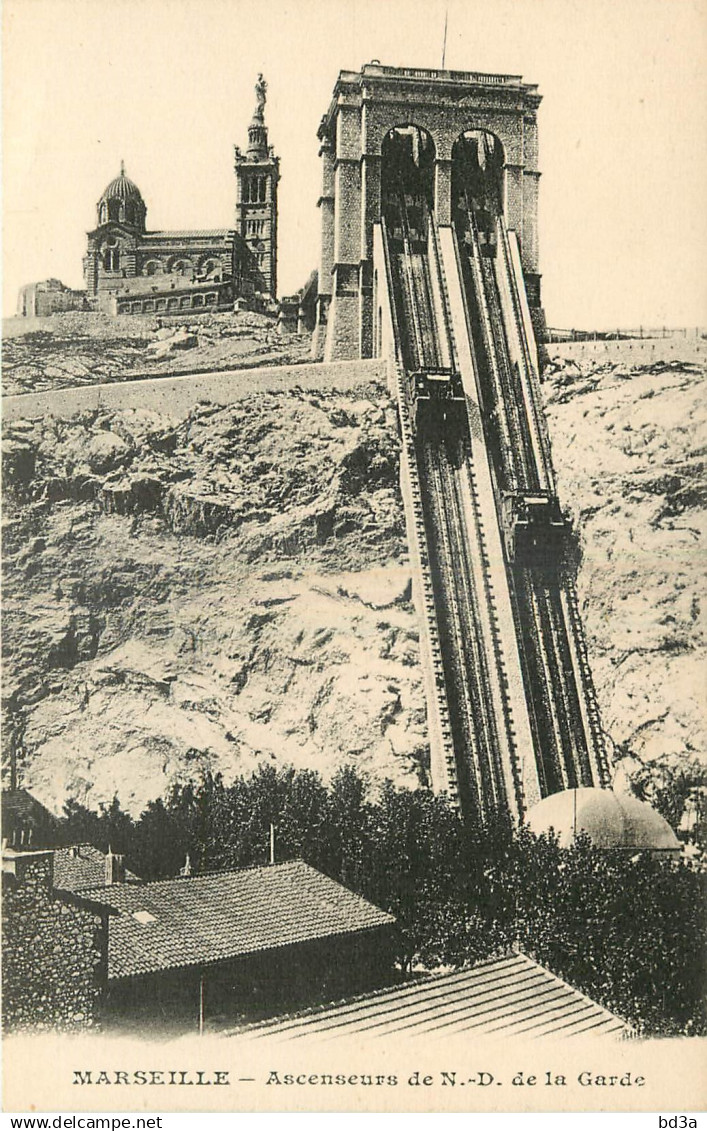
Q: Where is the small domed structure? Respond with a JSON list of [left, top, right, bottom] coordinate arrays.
[[96, 162, 146, 230], [526, 788, 681, 854]]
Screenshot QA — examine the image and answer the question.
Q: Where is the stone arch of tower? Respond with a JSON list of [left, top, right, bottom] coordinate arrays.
[[381, 124, 437, 213], [364, 108, 523, 165], [363, 111, 525, 229], [451, 128, 507, 217]]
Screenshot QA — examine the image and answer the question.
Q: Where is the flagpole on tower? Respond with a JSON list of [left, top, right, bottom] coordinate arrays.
[[441, 7, 449, 68]]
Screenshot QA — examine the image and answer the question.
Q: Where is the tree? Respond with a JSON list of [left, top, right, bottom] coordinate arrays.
[[58, 764, 706, 1035], [324, 764, 375, 891], [61, 795, 133, 856], [129, 798, 190, 880]]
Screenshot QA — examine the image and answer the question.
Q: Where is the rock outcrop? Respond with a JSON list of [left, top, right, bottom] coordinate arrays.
[[2, 386, 427, 815], [2, 310, 311, 397], [2, 336, 704, 821], [543, 342, 706, 794]]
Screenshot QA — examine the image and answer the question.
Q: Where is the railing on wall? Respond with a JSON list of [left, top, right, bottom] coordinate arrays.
[[366, 65, 524, 87], [546, 326, 705, 343]]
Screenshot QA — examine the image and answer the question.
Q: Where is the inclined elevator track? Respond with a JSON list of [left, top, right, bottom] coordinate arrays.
[[382, 189, 608, 823]]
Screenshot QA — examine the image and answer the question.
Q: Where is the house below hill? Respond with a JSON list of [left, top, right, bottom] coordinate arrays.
[[81, 859, 397, 1032], [1, 811, 396, 1035], [2, 787, 60, 849]]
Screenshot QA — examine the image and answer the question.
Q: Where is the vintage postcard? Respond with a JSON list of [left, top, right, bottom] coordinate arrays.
[[2, 0, 705, 1116]]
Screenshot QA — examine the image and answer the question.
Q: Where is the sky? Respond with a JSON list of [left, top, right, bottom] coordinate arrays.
[[3, 0, 706, 328]]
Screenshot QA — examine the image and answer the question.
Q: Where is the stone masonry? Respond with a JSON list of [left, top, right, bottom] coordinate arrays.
[[2, 850, 108, 1032], [313, 62, 543, 361]]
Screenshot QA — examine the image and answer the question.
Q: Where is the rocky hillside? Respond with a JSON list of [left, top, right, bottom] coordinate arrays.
[[2, 335, 705, 819], [2, 387, 428, 815], [2, 310, 310, 396], [543, 341, 706, 798]]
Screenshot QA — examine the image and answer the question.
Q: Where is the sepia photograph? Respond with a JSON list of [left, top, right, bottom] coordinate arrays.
[[1, 0, 706, 1115]]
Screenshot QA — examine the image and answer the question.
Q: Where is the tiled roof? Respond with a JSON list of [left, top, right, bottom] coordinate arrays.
[[2, 788, 57, 828], [233, 953, 630, 1042], [81, 861, 395, 981], [53, 845, 140, 893], [143, 230, 233, 241]]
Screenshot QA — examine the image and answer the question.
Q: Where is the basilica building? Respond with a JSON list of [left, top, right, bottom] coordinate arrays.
[[83, 76, 279, 316]]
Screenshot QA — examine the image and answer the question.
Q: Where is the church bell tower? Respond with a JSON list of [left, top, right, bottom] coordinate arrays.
[[234, 74, 280, 299]]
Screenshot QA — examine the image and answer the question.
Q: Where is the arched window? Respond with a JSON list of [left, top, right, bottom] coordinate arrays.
[[125, 203, 135, 224], [107, 199, 121, 222], [103, 237, 120, 272], [143, 260, 163, 276], [99, 204, 108, 224], [258, 176, 266, 202]]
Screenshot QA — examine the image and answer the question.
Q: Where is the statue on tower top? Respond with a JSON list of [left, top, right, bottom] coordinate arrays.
[[254, 73, 267, 120]]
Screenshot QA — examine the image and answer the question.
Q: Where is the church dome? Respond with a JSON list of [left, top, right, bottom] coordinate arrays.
[[98, 162, 144, 206], [526, 788, 681, 853], [96, 162, 146, 230]]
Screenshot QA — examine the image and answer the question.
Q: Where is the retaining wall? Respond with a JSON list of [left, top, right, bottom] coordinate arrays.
[[547, 338, 705, 365], [2, 359, 387, 422]]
